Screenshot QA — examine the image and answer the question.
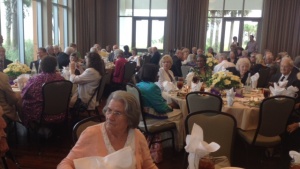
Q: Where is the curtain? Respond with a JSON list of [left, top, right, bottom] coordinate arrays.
[[261, 0, 300, 58], [166, 0, 209, 51], [75, 0, 117, 55]]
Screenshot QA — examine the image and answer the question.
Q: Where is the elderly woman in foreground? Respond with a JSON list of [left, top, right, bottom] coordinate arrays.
[[57, 91, 157, 169], [227, 58, 252, 85]]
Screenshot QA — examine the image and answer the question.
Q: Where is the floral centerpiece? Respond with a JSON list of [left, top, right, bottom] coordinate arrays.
[[207, 71, 242, 90], [206, 55, 218, 69], [3, 61, 31, 83]]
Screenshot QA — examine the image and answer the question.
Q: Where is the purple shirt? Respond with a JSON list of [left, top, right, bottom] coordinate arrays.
[[21, 72, 64, 127]]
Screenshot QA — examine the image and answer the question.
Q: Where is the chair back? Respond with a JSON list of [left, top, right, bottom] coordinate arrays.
[[41, 80, 72, 122], [72, 115, 103, 143], [141, 55, 151, 67], [181, 65, 191, 78], [126, 83, 148, 131], [185, 110, 236, 161], [186, 92, 223, 114], [123, 61, 137, 83], [257, 67, 270, 88], [96, 73, 109, 103], [254, 96, 295, 142]]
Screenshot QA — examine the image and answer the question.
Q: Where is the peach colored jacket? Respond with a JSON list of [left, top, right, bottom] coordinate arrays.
[[57, 123, 157, 169]]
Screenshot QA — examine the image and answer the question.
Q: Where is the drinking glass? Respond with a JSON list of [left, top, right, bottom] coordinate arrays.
[[198, 156, 214, 169], [177, 81, 184, 90], [263, 88, 270, 98]]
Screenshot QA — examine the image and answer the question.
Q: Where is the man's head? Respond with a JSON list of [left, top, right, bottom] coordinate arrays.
[[46, 45, 54, 55], [64, 47, 75, 55], [112, 44, 119, 51], [280, 57, 293, 76], [0, 46, 6, 60], [176, 50, 183, 60], [106, 45, 111, 52], [197, 48, 203, 55], [233, 36, 237, 41], [250, 35, 254, 41], [152, 47, 158, 53], [93, 44, 101, 51], [37, 47, 48, 60], [53, 45, 61, 55], [123, 45, 129, 52], [217, 53, 227, 62], [192, 47, 197, 54], [264, 52, 274, 65]]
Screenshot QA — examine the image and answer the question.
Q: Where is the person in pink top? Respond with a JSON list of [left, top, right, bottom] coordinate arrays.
[[57, 91, 157, 169], [112, 49, 128, 83]]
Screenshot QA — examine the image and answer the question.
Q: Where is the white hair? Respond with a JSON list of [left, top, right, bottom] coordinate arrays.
[[236, 58, 251, 71], [281, 56, 294, 67], [90, 47, 97, 53], [64, 47, 74, 55]]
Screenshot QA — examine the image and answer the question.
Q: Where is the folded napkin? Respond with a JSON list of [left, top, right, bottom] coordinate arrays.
[[63, 66, 70, 80], [191, 81, 203, 92], [13, 74, 31, 90], [162, 81, 177, 92], [250, 73, 259, 89], [226, 88, 236, 106], [269, 83, 286, 96], [186, 72, 195, 87], [74, 146, 134, 169], [185, 123, 220, 169], [286, 86, 299, 98], [290, 151, 300, 164], [278, 79, 288, 88]]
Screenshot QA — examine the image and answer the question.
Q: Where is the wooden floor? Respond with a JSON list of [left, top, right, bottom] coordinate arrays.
[[4, 96, 285, 169]]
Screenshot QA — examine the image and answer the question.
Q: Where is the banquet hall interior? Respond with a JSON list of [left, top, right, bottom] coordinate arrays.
[[1, 0, 300, 168]]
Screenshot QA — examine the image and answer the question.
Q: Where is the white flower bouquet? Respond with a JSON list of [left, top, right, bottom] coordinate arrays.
[[3, 61, 31, 77], [207, 71, 242, 90]]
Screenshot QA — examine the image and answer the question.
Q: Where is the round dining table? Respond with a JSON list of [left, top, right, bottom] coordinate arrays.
[[162, 90, 264, 131]]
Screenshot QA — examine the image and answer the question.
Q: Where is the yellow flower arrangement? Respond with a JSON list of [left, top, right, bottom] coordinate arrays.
[[206, 57, 218, 68], [207, 71, 242, 90], [3, 61, 31, 77]]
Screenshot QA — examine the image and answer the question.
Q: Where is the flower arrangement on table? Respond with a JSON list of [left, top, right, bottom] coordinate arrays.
[[206, 56, 218, 69], [3, 61, 31, 78], [207, 71, 242, 90]]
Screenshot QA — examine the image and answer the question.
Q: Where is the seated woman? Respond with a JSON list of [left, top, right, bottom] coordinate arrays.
[[227, 58, 252, 85], [69, 52, 103, 111], [137, 63, 182, 121], [127, 48, 141, 68], [157, 55, 175, 89], [185, 54, 197, 67], [57, 91, 157, 169], [190, 54, 209, 82], [227, 51, 238, 64], [21, 56, 65, 127], [69, 52, 84, 75]]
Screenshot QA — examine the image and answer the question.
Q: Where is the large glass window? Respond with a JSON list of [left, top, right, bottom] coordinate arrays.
[[118, 0, 167, 52], [207, 0, 263, 53], [0, 0, 72, 66]]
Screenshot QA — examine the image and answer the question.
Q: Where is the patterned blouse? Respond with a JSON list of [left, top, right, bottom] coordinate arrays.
[[21, 72, 64, 127]]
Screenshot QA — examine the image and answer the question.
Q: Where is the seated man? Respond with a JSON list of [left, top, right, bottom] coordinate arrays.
[[171, 50, 184, 77], [0, 46, 12, 72], [30, 47, 48, 73]]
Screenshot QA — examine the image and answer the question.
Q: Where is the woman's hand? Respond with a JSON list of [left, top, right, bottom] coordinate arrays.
[[287, 122, 299, 133], [69, 62, 76, 74]]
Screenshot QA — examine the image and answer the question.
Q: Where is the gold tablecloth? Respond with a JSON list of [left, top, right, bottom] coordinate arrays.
[[162, 90, 263, 131]]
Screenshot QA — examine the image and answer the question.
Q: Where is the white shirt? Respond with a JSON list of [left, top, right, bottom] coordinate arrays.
[[127, 55, 141, 67], [70, 68, 101, 110], [213, 60, 235, 73], [157, 67, 175, 89]]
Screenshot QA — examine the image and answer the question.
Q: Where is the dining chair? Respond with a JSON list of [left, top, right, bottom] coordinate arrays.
[[126, 83, 177, 150], [186, 91, 223, 114], [29, 80, 72, 151], [181, 65, 191, 78], [185, 110, 237, 163], [123, 61, 137, 84], [257, 67, 270, 88], [92, 73, 109, 117], [238, 96, 295, 162], [72, 115, 103, 143]]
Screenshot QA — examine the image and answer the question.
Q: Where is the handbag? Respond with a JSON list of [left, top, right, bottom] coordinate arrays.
[[71, 79, 101, 116]]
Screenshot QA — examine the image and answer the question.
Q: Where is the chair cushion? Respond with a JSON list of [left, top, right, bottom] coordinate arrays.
[[238, 129, 281, 147], [138, 120, 176, 133]]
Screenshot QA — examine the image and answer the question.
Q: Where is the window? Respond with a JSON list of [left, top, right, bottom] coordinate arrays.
[[0, 0, 73, 66], [207, 0, 263, 53], [118, 0, 167, 52]]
